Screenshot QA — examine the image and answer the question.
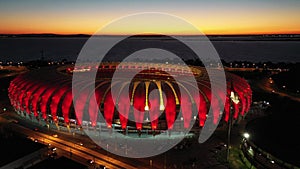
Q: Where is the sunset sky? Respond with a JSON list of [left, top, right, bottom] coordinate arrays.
[[0, 0, 300, 35]]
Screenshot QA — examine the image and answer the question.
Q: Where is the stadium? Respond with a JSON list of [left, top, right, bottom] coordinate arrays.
[[8, 62, 252, 135]]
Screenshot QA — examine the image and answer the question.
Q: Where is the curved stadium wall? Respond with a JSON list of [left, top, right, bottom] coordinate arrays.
[[8, 62, 252, 134]]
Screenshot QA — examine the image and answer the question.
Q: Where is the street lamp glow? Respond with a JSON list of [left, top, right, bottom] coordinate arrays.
[[243, 132, 250, 139]]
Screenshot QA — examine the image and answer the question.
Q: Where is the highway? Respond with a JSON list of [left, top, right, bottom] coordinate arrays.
[[3, 116, 148, 169]]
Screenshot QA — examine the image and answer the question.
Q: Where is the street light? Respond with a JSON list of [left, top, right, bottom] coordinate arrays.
[[227, 88, 240, 162], [164, 151, 167, 169], [243, 132, 250, 139]]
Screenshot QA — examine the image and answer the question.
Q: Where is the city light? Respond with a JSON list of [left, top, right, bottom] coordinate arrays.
[[243, 132, 250, 139]]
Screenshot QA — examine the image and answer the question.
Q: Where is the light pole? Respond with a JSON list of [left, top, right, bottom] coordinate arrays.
[[227, 90, 239, 162], [164, 152, 167, 169]]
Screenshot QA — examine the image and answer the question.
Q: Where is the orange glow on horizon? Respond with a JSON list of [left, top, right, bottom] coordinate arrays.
[[1, 29, 300, 36], [1, 1, 300, 36], [1, 11, 300, 35], [1, 26, 300, 36]]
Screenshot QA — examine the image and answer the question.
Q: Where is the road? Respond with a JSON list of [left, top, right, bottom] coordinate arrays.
[[2, 112, 234, 169], [1, 115, 149, 169], [257, 77, 300, 102]]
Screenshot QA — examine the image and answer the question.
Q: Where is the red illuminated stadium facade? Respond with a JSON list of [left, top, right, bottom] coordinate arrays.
[[8, 62, 252, 134]]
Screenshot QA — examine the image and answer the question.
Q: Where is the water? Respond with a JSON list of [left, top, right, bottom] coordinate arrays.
[[0, 38, 86, 62], [0, 37, 299, 63]]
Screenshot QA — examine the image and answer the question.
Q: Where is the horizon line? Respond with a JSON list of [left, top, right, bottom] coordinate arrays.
[[1, 33, 300, 36]]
